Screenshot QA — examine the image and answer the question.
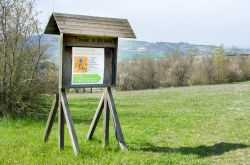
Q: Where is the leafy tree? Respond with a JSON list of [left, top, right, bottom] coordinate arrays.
[[212, 44, 229, 83]]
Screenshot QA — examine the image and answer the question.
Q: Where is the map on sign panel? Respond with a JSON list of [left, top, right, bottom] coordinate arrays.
[[71, 47, 104, 85]]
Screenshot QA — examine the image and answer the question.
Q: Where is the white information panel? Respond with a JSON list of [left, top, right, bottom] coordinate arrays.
[[71, 47, 104, 84]]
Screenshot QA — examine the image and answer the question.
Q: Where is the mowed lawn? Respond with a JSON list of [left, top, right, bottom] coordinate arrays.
[[0, 83, 250, 164]]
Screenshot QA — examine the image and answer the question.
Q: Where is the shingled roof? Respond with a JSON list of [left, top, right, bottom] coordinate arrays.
[[44, 12, 136, 38]]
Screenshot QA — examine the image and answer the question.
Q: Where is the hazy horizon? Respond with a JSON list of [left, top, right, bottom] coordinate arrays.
[[36, 0, 250, 48]]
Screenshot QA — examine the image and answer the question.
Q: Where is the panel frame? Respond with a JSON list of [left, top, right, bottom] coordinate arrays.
[[61, 34, 118, 88]]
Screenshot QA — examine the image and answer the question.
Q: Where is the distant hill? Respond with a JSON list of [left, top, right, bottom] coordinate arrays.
[[118, 40, 250, 60], [118, 40, 216, 60], [42, 35, 250, 61]]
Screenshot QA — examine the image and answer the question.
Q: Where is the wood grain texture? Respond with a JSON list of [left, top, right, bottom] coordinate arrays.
[[61, 90, 80, 154], [106, 87, 127, 150], [64, 35, 116, 48], [59, 33, 63, 89], [44, 12, 136, 38], [58, 33, 65, 149], [87, 87, 127, 150], [102, 92, 110, 147], [58, 101, 64, 149], [87, 91, 105, 140], [43, 94, 59, 142]]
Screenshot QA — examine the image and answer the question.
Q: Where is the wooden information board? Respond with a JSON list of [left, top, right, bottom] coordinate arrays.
[[62, 35, 118, 88], [43, 12, 136, 154]]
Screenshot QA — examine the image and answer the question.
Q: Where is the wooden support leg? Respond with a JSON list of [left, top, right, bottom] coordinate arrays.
[[106, 87, 127, 151], [58, 101, 64, 149], [103, 93, 110, 147], [61, 90, 80, 154], [87, 92, 105, 140], [43, 94, 59, 142]]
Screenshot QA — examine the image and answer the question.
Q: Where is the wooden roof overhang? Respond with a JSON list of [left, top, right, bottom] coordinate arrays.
[[44, 12, 136, 39]]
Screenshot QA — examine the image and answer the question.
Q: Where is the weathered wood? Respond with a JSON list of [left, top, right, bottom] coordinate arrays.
[[106, 87, 127, 150], [64, 35, 116, 48], [59, 33, 63, 89], [104, 48, 114, 85], [87, 92, 105, 140], [59, 27, 135, 35], [112, 39, 118, 85], [62, 46, 117, 89], [58, 101, 64, 149], [64, 34, 116, 43], [54, 13, 130, 23], [58, 32, 65, 149], [102, 93, 110, 147], [60, 29, 134, 38], [61, 90, 80, 154], [87, 88, 127, 150], [44, 12, 136, 38], [43, 12, 134, 154], [56, 19, 129, 27], [64, 42, 116, 48], [63, 46, 72, 88], [59, 21, 132, 30], [43, 94, 59, 142], [44, 15, 59, 34]]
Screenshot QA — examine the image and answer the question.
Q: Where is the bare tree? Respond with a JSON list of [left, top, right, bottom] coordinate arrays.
[[0, 0, 56, 117], [117, 46, 250, 90]]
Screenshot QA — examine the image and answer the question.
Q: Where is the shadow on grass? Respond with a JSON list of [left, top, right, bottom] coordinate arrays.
[[135, 142, 248, 157]]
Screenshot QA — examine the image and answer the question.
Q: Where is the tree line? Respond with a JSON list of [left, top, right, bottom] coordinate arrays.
[[117, 46, 250, 90]]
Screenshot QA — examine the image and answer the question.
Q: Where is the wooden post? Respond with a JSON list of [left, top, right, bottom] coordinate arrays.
[[61, 90, 80, 154], [58, 32, 64, 149], [43, 90, 80, 155], [58, 90, 64, 149], [43, 94, 59, 142], [87, 92, 105, 139], [87, 87, 126, 150], [102, 91, 110, 147], [43, 12, 135, 154], [106, 87, 127, 150]]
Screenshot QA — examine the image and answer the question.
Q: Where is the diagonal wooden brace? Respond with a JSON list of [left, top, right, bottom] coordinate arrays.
[[87, 87, 127, 150], [43, 90, 80, 155], [43, 94, 59, 142], [87, 91, 105, 139], [61, 90, 80, 154], [106, 87, 127, 151]]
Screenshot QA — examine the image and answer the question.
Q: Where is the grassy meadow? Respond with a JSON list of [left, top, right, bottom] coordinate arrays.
[[0, 83, 250, 164]]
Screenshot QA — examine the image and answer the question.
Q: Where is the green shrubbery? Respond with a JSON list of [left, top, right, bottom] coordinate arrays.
[[0, 0, 57, 117], [117, 45, 250, 90]]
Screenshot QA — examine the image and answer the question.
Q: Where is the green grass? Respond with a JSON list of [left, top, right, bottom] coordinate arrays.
[[0, 83, 250, 164]]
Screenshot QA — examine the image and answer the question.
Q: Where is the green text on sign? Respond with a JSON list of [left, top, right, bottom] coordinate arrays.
[[72, 74, 102, 84]]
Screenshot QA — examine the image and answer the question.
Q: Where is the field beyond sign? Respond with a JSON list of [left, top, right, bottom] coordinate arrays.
[[0, 83, 250, 164]]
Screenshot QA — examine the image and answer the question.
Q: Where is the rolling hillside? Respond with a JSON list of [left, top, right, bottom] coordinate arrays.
[[42, 35, 250, 61]]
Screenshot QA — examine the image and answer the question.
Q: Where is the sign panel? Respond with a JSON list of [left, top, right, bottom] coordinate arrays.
[[71, 47, 104, 84]]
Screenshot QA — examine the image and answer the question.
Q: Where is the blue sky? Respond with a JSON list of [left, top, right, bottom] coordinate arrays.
[[36, 0, 250, 48]]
